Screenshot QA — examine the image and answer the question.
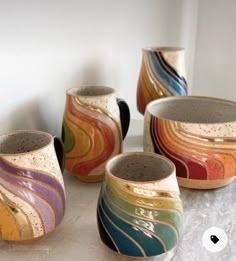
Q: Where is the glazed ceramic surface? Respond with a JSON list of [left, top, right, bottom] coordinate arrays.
[[0, 130, 66, 242], [97, 152, 183, 257], [62, 86, 130, 182], [144, 96, 236, 189], [137, 47, 188, 114]]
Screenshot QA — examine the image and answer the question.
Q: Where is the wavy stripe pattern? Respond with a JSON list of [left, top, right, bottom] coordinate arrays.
[[0, 157, 66, 241], [137, 49, 188, 114], [150, 116, 236, 180], [97, 174, 183, 257], [63, 95, 121, 182]]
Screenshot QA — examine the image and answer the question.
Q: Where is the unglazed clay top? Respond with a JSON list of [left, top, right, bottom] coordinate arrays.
[[143, 46, 184, 52], [147, 96, 236, 124], [0, 131, 51, 154], [107, 152, 174, 182]]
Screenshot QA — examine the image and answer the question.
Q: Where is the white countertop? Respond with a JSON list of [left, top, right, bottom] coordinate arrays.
[[1, 119, 235, 261]]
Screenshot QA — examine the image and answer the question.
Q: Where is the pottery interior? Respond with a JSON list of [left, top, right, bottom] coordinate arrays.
[[97, 152, 183, 257], [147, 96, 236, 123], [144, 96, 236, 189], [107, 152, 174, 182], [67, 85, 115, 97], [0, 131, 51, 154]]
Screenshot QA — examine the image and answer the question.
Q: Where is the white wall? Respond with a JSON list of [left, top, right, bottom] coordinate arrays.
[[0, 0, 198, 136], [193, 0, 236, 99]]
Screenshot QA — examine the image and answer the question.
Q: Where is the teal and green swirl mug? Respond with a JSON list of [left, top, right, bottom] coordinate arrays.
[[97, 152, 183, 257]]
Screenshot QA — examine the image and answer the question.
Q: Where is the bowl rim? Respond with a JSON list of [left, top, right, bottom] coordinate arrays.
[[146, 95, 236, 124]]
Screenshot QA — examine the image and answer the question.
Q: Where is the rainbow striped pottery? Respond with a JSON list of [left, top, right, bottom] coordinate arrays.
[[137, 47, 188, 115], [0, 130, 66, 242], [62, 86, 130, 182], [144, 96, 236, 189], [97, 152, 183, 257]]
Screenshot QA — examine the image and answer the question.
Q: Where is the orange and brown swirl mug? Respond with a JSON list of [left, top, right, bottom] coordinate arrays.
[[144, 96, 236, 189], [62, 86, 130, 182]]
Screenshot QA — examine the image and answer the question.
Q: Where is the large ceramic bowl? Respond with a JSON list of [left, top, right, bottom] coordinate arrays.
[[144, 96, 236, 189]]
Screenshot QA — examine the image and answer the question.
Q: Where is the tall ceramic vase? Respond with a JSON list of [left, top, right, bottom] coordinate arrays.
[[137, 47, 188, 114]]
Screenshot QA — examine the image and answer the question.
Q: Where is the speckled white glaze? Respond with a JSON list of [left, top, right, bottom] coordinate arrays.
[[68, 86, 120, 126], [5, 145, 64, 187]]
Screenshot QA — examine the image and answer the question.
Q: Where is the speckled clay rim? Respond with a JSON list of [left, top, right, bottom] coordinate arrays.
[[143, 46, 184, 52], [146, 95, 236, 124], [0, 130, 53, 156], [67, 86, 116, 98], [105, 152, 176, 184]]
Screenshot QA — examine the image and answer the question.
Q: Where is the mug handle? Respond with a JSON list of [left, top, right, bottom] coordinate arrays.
[[54, 136, 65, 172], [116, 98, 130, 139]]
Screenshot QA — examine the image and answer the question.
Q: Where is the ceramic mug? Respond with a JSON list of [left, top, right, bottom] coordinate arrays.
[[137, 47, 188, 114], [144, 96, 236, 189], [97, 152, 183, 257], [0, 130, 66, 242], [62, 86, 130, 182]]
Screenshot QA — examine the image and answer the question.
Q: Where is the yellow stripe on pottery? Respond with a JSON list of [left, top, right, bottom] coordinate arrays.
[[0, 200, 20, 240]]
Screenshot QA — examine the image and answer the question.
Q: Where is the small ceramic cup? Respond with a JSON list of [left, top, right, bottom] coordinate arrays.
[[0, 130, 66, 242], [62, 86, 130, 182], [144, 96, 236, 189], [97, 152, 183, 257], [137, 47, 188, 114]]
